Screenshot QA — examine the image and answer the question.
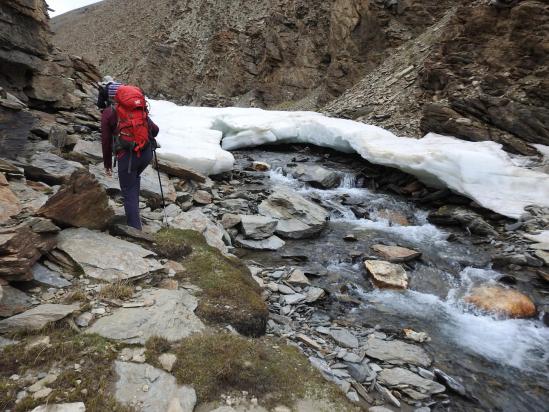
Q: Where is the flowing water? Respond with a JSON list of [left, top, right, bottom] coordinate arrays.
[[234, 147, 549, 411]]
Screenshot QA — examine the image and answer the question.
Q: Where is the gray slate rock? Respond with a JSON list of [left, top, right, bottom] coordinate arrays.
[[0, 284, 32, 318], [56, 228, 162, 282], [86, 289, 204, 344], [291, 164, 340, 189], [330, 329, 359, 349], [235, 235, 285, 251], [31, 403, 86, 412], [0, 304, 79, 333], [114, 361, 196, 412], [378, 367, 445, 395], [240, 215, 278, 240], [32, 263, 71, 288], [172, 209, 229, 253], [73, 139, 103, 162], [259, 187, 329, 239], [20, 152, 83, 185], [364, 336, 431, 367]]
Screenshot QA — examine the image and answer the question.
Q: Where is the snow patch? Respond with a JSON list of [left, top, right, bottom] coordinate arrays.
[[148, 101, 549, 218]]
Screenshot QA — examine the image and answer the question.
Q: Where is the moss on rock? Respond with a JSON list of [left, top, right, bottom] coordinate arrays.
[[155, 228, 268, 336]]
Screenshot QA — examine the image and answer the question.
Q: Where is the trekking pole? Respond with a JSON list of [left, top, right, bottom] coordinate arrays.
[[153, 148, 169, 227]]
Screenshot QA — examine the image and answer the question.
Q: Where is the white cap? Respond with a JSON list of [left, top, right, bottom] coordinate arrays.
[[100, 75, 114, 86]]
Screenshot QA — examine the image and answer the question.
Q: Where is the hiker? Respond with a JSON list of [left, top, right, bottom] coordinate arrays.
[[101, 85, 159, 230], [97, 75, 122, 110]]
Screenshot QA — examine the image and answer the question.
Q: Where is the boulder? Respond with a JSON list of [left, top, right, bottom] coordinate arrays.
[[20, 152, 84, 185], [291, 164, 340, 189], [0, 219, 59, 282], [364, 336, 432, 367], [329, 328, 359, 349], [172, 209, 229, 253], [87, 289, 205, 344], [32, 263, 71, 288], [114, 361, 196, 412], [193, 190, 213, 205], [251, 161, 271, 172], [0, 172, 21, 224], [429, 206, 497, 236], [235, 235, 285, 251], [364, 260, 408, 289], [287, 268, 310, 286], [372, 244, 421, 263], [378, 367, 445, 396], [259, 187, 329, 239], [38, 170, 114, 231], [464, 286, 536, 318], [0, 303, 79, 333], [154, 158, 206, 183], [0, 284, 32, 318], [72, 139, 103, 162], [240, 215, 278, 240], [55, 228, 162, 282], [220, 213, 241, 229]]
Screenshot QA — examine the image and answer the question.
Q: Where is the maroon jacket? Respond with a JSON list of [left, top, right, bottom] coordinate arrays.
[[101, 106, 160, 169]]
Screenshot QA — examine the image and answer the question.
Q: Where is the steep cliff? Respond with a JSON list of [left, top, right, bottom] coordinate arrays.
[[0, 0, 100, 159]]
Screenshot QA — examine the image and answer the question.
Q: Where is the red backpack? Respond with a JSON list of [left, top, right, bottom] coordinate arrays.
[[114, 85, 150, 154]]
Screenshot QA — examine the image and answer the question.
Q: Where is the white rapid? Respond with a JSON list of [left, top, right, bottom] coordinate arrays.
[[148, 100, 549, 219]]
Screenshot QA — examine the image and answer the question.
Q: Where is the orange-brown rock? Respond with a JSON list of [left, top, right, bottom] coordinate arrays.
[[464, 286, 536, 319], [0, 173, 21, 224], [0, 219, 58, 282], [38, 169, 114, 231]]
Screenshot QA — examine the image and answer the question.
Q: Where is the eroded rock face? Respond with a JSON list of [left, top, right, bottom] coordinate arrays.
[[465, 286, 536, 319], [38, 170, 114, 230], [0, 173, 21, 224], [53, 0, 382, 107]]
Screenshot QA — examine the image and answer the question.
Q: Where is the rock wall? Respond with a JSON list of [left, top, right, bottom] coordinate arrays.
[[0, 0, 101, 160], [52, 0, 451, 108], [326, 0, 549, 154]]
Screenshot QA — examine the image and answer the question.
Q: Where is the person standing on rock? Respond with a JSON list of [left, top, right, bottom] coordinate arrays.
[[101, 85, 159, 230]]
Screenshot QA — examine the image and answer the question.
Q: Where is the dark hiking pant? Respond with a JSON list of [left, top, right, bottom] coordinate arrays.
[[117, 147, 153, 230]]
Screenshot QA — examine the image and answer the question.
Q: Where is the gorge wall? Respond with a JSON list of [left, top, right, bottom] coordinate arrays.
[[52, 0, 452, 108]]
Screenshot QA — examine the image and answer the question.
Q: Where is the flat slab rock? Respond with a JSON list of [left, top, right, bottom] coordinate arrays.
[[86, 289, 205, 344], [0, 304, 79, 334], [114, 361, 196, 412], [0, 284, 33, 318], [378, 367, 445, 395], [171, 209, 228, 253], [372, 244, 421, 263], [32, 263, 71, 288], [20, 152, 84, 185], [56, 228, 162, 282], [240, 214, 278, 240], [235, 235, 285, 251], [364, 336, 432, 367], [31, 403, 86, 412]]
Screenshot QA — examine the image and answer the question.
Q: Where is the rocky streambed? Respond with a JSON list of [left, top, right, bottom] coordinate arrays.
[[1, 133, 548, 411], [225, 145, 549, 411]]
